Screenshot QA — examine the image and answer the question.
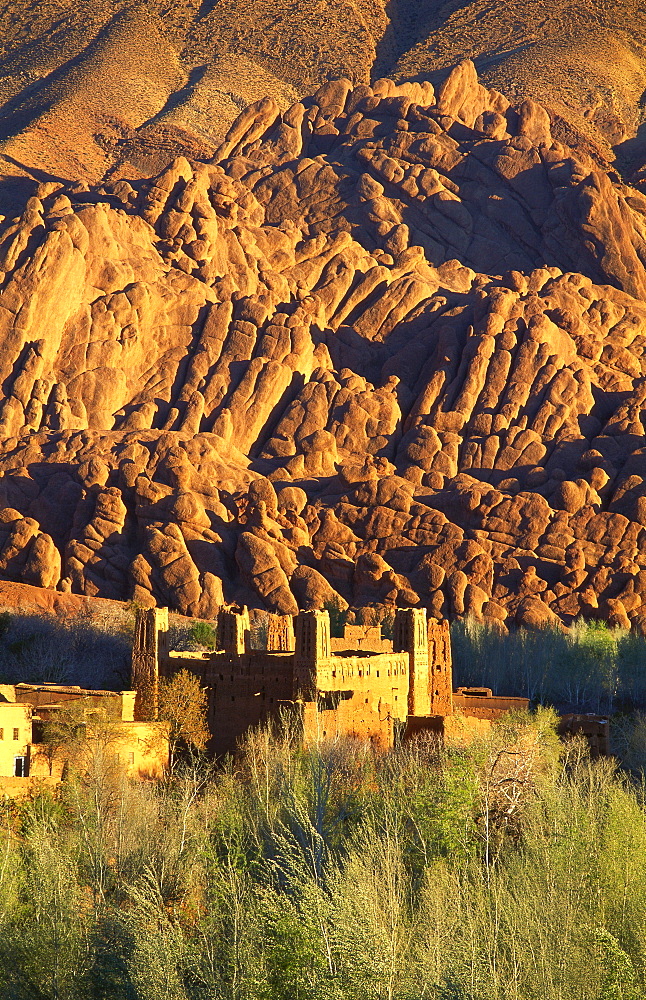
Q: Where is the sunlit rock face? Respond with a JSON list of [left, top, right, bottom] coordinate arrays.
[[1, 64, 646, 629]]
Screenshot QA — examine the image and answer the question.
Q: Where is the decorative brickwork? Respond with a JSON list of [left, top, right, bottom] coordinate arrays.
[[266, 614, 295, 652], [428, 619, 453, 715], [131, 607, 168, 721]]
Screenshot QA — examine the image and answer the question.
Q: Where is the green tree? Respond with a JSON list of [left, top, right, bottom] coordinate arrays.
[[190, 620, 217, 651]]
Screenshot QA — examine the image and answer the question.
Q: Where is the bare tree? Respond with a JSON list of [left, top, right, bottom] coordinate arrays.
[[158, 669, 209, 768]]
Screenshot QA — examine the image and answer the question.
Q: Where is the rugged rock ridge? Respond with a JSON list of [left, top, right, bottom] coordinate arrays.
[[2, 62, 646, 628]]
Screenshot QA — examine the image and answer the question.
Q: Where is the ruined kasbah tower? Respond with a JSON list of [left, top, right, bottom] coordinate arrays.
[[131, 606, 457, 754]]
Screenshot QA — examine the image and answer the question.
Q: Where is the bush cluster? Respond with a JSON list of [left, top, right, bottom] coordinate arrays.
[[0, 714, 645, 999], [452, 617, 646, 713]]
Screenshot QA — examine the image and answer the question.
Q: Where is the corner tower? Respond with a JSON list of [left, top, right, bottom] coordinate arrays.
[[394, 607, 430, 716], [294, 610, 330, 700], [427, 618, 453, 715], [131, 607, 169, 721], [217, 606, 250, 655]]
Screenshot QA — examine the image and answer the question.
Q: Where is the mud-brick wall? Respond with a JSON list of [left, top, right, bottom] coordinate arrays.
[[302, 692, 396, 748], [204, 651, 296, 756], [316, 653, 409, 716], [309, 652, 411, 747]]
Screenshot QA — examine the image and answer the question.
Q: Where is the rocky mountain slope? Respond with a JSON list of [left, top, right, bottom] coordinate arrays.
[[1, 63, 646, 628], [2, 0, 646, 194]]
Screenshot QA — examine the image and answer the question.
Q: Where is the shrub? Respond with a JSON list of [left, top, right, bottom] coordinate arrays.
[[190, 621, 217, 651]]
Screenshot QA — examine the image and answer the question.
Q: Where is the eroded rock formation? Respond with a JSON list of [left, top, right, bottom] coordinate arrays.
[[2, 63, 646, 628]]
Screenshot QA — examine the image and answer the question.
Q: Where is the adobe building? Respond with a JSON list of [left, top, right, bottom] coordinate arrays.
[[0, 697, 32, 779], [0, 683, 169, 790], [132, 605, 530, 756]]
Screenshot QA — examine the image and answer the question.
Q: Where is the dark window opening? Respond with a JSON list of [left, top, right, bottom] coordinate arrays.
[[318, 690, 353, 711]]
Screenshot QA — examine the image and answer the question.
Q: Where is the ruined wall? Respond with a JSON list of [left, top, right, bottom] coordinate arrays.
[[13, 684, 135, 721], [331, 625, 392, 654]]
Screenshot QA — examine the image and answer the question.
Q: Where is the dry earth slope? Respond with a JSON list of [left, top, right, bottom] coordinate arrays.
[[0, 65, 646, 630], [2, 1, 646, 188]]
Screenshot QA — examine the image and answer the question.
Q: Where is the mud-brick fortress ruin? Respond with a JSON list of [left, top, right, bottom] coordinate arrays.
[[132, 606, 529, 754]]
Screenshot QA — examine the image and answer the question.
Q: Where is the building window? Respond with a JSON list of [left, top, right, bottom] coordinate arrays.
[[12, 728, 19, 741]]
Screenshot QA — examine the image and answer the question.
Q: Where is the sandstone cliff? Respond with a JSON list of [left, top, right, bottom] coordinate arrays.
[[1, 64, 646, 628]]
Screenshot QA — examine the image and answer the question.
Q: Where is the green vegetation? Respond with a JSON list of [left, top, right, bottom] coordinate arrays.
[[452, 617, 646, 713], [324, 597, 348, 638], [0, 713, 646, 998], [190, 621, 217, 651]]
